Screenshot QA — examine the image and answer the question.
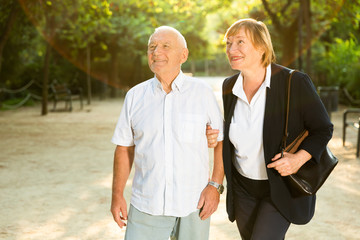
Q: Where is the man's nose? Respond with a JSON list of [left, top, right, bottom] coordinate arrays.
[[153, 46, 161, 55], [153, 46, 159, 54]]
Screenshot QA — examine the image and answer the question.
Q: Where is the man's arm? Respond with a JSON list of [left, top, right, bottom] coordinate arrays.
[[197, 141, 224, 220], [110, 145, 134, 228]]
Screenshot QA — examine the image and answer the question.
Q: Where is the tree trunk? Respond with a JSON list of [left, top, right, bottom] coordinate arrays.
[[109, 38, 119, 98], [261, 0, 298, 68], [41, 2, 54, 116], [130, 54, 142, 87], [298, 0, 304, 71], [86, 45, 92, 104], [281, 30, 297, 68], [304, 0, 312, 77], [0, 2, 19, 81], [41, 42, 51, 115]]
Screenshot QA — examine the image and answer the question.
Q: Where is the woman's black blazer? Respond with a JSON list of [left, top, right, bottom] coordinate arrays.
[[222, 63, 333, 224]]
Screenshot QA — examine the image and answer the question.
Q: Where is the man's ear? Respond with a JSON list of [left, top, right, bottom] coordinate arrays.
[[181, 48, 189, 64]]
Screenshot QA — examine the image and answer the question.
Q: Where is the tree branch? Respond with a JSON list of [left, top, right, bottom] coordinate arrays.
[[281, 0, 293, 15], [261, 0, 283, 31]]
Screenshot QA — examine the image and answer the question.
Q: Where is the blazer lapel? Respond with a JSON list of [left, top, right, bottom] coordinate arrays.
[[227, 93, 237, 123], [223, 73, 239, 124], [263, 64, 287, 163], [263, 86, 276, 161], [222, 73, 239, 188]]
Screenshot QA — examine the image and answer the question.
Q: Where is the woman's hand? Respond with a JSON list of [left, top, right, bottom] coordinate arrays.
[[267, 149, 312, 176]]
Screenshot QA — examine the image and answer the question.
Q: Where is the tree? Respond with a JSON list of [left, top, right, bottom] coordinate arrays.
[[313, 0, 360, 96], [0, 0, 20, 82], [101, 0, 231, 88], [260, 0, 300, 67], [59, 0, 113, 103], [19, 0, 71, 115]]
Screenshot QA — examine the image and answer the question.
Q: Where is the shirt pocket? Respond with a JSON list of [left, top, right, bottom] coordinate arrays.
[[178, 113, 206, 144]]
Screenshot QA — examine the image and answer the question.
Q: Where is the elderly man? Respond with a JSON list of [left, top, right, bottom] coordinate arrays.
[[110, 26, 224, 240]]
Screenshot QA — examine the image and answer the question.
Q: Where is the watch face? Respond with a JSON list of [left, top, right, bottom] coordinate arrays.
[[219, 185, 224, 194]]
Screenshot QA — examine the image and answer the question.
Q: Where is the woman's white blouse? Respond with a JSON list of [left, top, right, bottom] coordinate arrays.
[[229, 64, 271, 180]]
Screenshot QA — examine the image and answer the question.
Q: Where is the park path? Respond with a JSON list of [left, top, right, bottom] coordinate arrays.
[[0, 76, 359, 240]]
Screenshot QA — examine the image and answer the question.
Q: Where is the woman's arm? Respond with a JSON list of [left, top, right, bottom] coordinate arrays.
[[267, 72, 333, 176]]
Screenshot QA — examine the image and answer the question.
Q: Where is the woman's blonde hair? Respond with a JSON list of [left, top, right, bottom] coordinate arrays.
[[224, 18, 276, 67]]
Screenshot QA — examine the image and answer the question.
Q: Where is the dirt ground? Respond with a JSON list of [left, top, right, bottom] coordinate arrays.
[[0, 98, 359, 240]]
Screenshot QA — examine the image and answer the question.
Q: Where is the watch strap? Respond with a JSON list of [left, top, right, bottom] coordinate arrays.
[[208, 181, 224, 194]]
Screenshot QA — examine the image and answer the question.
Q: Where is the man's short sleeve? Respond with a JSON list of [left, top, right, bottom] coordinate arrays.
[[111, 90, 135, 146], [206, 88, 224, 142]]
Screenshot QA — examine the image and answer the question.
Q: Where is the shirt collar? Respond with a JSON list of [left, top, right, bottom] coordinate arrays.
[[152, 70, 185, 94], [264, 64, 271, 89], [232, 64, 272, 97]]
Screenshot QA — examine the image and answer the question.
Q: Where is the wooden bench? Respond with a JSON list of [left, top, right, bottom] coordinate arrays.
[[51, 83, 83, 111], [343, 108, 360, 158]]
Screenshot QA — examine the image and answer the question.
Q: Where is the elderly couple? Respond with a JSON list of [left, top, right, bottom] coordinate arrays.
[[110, 18, 333, 240]]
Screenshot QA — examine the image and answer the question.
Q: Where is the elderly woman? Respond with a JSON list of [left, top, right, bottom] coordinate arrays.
[[212, 18, 333, 239]]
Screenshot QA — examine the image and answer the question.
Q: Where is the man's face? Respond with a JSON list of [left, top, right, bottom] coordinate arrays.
[[147, 30, 188, 77]]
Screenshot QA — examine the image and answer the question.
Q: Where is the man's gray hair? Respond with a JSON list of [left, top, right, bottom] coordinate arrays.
[[148, 26, 187, 48]]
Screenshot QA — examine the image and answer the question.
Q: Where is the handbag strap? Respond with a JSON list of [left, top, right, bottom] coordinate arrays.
[[281, 69, 298, 156]]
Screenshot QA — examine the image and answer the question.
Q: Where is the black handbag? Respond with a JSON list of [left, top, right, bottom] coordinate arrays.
[[281, 70, 338, 197]]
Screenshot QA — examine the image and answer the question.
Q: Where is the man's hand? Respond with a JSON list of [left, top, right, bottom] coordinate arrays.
[[197, 185, 220, 220], [206, 125, 219, 148], [110, 194, 128, 229], [111, 145, 134, 229], [267, 149, 311, 176]]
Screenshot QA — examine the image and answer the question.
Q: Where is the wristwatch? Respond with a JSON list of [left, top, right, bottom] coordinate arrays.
[[208, 181, 224, 194]]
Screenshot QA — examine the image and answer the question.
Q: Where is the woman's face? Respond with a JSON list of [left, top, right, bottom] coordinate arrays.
[[226, 27, 264, 71]]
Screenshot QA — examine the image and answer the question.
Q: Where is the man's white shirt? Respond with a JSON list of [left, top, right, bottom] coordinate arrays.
[[112, 71, 223, 217]]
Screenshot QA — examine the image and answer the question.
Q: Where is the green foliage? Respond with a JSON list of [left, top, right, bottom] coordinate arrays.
[[1, 0, 360, 101], [318, 0, 360, 41], [311, 0, 360, 98], [0, 0, 14, 24], [315, 37, 360, 98], [13, 0, 232, 90], [1, 1, 40, 88], [60, 0, 113, 50]]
